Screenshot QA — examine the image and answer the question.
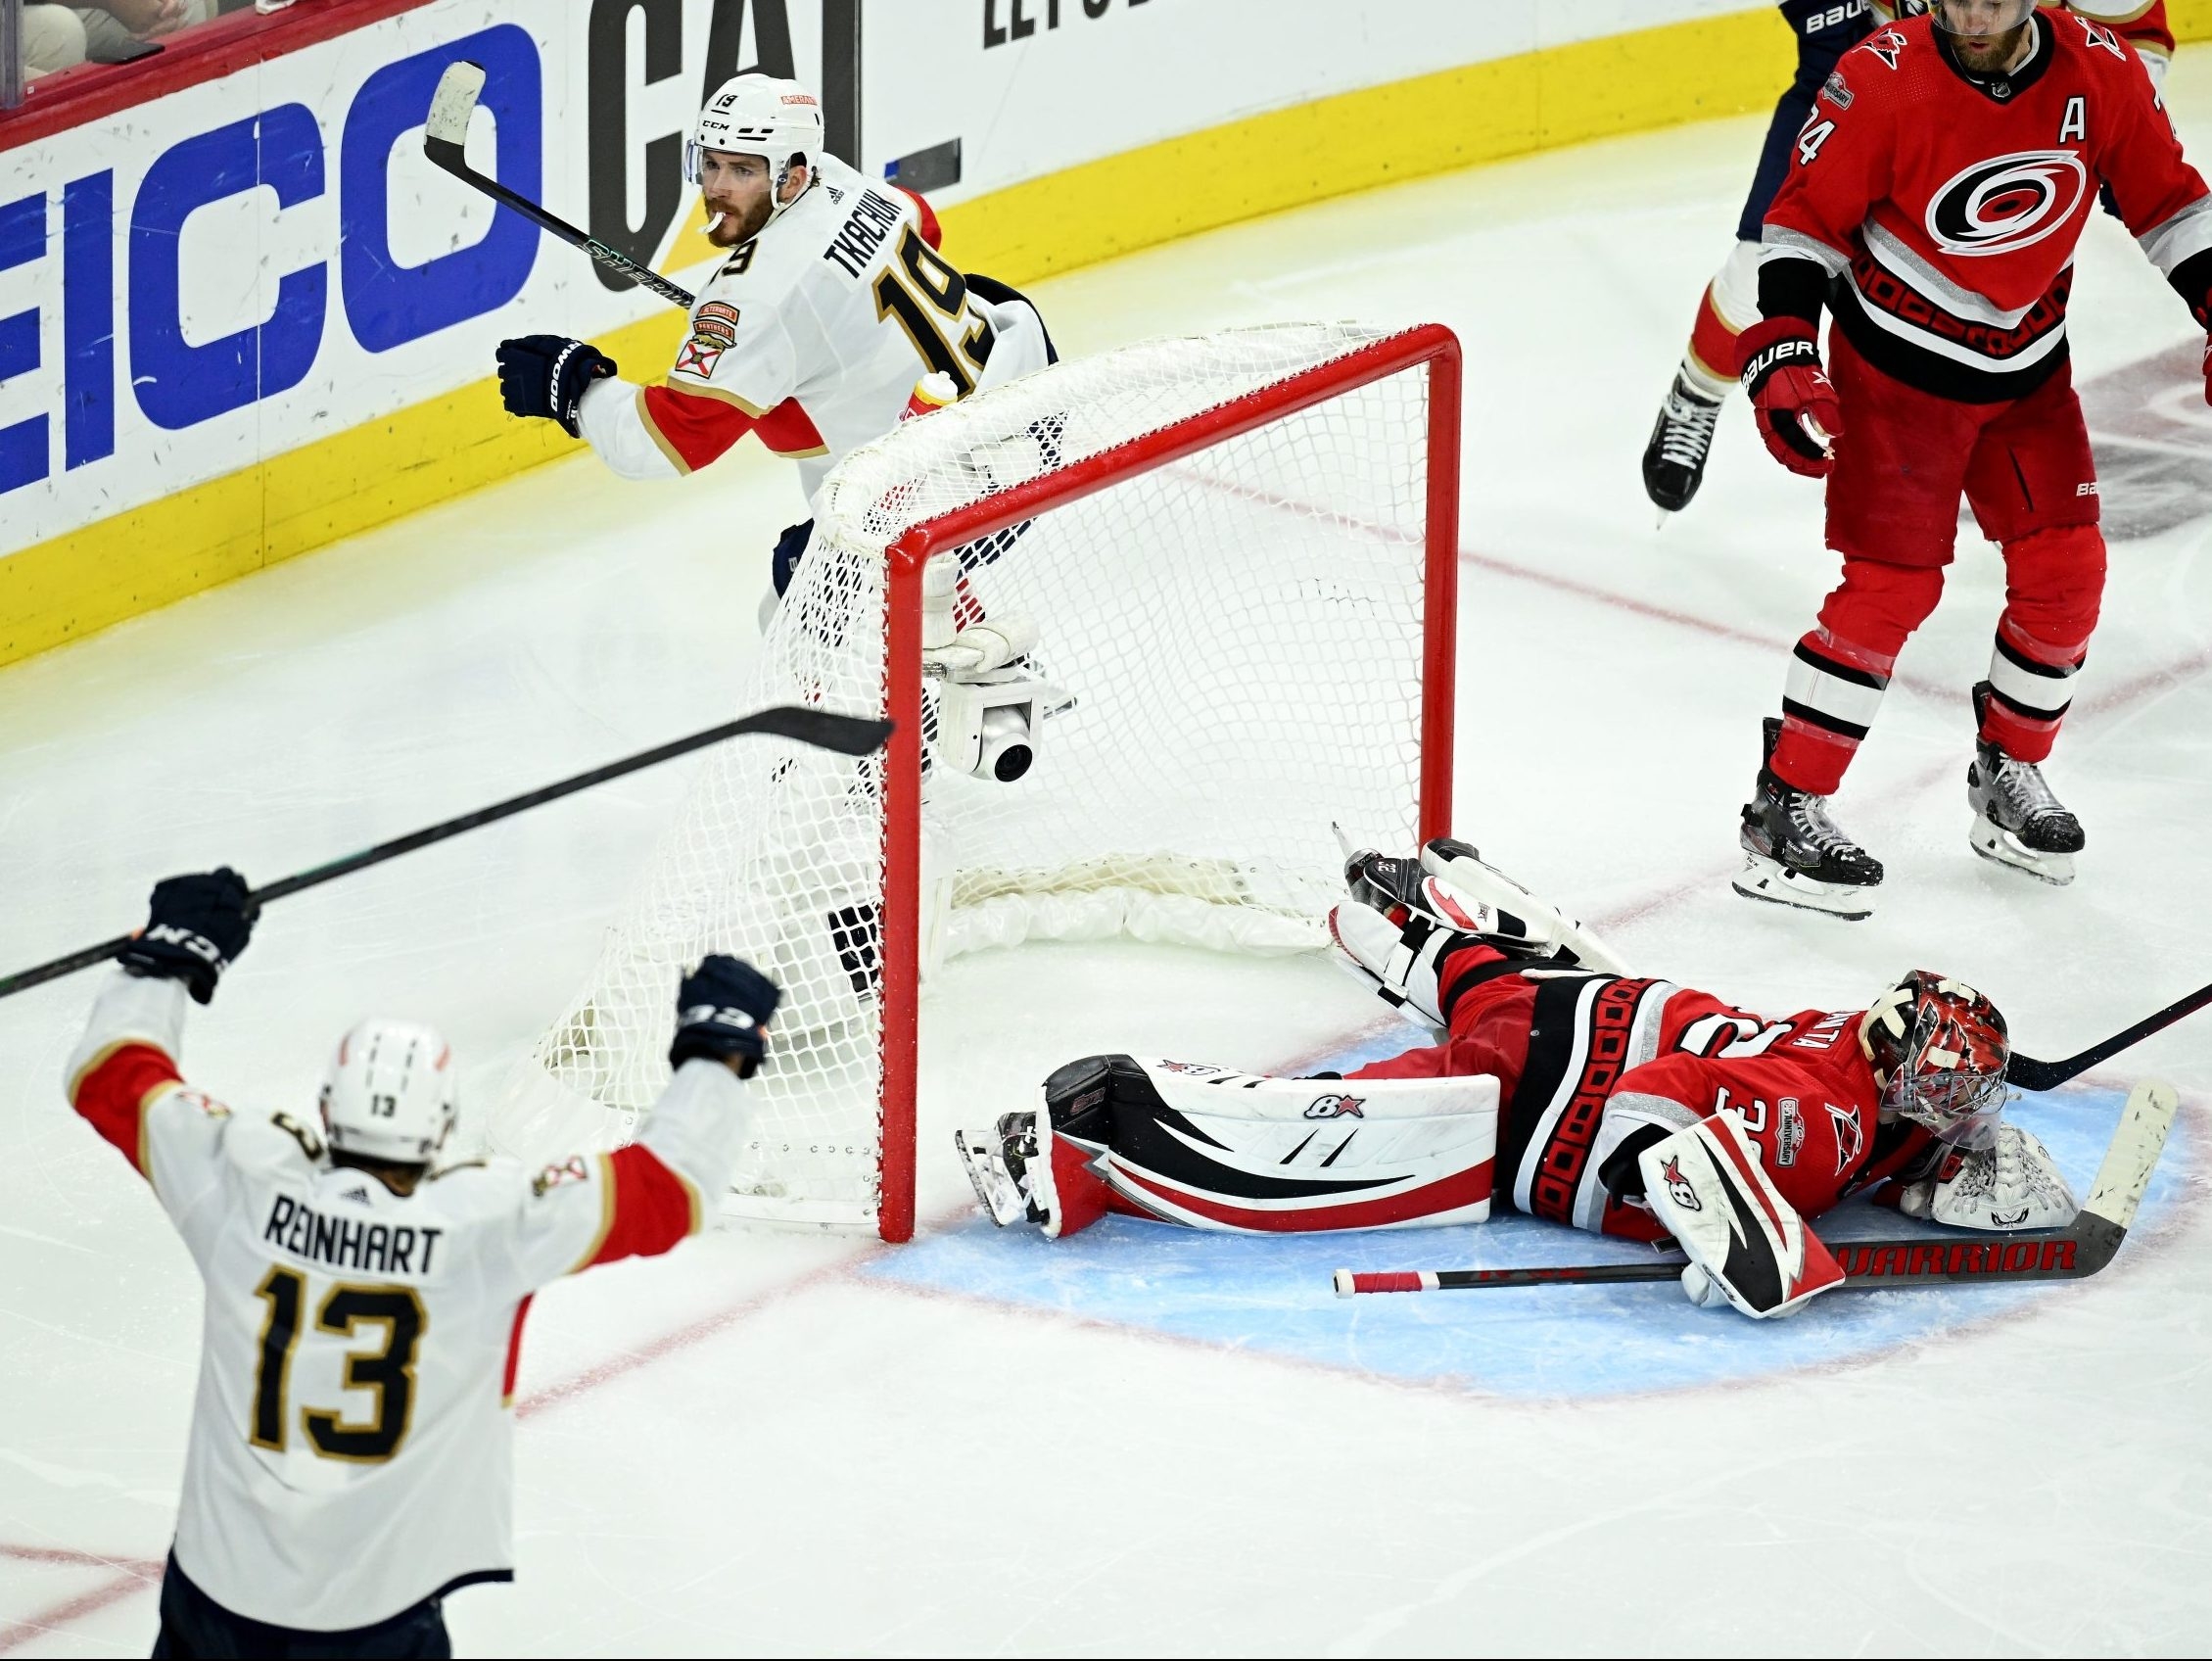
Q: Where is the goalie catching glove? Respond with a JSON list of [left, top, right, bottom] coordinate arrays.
[[1897, 1124, 2078, 1231]]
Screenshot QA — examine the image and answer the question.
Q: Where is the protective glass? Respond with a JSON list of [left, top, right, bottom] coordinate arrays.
[[1929, 0, 2038, 34]]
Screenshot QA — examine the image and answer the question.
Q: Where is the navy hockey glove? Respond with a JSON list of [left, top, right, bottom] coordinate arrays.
[[496, 335, 618, 439], [671, 955, 779, 1078], [118, 868, 257, 1006], [1738, 316, 1843, 479]]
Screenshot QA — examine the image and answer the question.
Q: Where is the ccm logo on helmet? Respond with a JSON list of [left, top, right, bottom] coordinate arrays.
[[1925, 150, 2089, 258]]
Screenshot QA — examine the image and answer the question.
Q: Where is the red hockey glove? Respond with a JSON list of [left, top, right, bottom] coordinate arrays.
[[1738, 317, 1843, 479]]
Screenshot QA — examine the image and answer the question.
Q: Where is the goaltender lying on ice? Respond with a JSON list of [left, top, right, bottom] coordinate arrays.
[[956, 838, 2083, 1321]]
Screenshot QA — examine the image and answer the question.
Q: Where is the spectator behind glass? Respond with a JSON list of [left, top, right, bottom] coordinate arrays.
[[75, 0, 212, 63], [24, 3, 89, 76]]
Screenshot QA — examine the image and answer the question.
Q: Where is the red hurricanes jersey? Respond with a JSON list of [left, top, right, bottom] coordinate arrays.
[[1765, 9, 2212, 399], [1351, 963, 1935, 1240]]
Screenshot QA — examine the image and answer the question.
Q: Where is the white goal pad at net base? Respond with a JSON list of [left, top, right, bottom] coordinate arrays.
[[497, 322, 1462, 1239]]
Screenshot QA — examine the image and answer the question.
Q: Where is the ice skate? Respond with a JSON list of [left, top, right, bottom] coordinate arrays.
[[1335, 830, 1628, 973], [1641, 370, 1723, 520], [1966, 750, 2081, 889], [954, 1111, 1041, 1227], [1733, 718, 1883, 921]]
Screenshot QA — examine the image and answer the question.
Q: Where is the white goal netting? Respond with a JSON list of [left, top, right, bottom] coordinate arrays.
[[496, 322, 1451, 1231]]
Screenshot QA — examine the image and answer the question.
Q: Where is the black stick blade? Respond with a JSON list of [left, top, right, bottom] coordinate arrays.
[[744, 707, 896, 756]]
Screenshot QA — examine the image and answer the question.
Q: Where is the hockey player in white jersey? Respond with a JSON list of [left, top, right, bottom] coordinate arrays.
[[64, 870, 779, 1657], [494, 72, 1056, 612]]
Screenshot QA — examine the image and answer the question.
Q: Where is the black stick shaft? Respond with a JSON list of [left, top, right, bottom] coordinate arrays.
[[1341, 1226, 2103, 1296], [424, 138, 697, 310], [2006, 977, 2212, 1090], [0, 706, 890, 1001]]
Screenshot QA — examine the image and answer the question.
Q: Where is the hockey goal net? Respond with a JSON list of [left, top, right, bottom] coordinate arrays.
[[498, 321, 1461, 1239]]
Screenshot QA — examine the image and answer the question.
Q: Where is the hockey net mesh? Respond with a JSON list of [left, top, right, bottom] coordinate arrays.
[[498, 322, 1438, 1227]]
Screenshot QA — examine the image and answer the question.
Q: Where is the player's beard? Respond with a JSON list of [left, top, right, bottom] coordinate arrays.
[[1948, 18, 2032, 74], [706, 195, 772, 248]]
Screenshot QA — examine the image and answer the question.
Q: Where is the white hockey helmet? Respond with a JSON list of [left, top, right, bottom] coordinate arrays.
[[686, 73, 824, 225], [319, 1019, 458, 1165]]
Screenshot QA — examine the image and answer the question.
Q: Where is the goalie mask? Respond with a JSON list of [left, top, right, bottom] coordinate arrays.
[[1860, 971, 2010, 1151], [319, 1019, 458, 1165], [685, 73, 823, 228]]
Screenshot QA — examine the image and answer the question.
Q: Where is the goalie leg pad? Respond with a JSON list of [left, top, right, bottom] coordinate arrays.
[[1034, 1056, 1116, 1239], [1637, 1110, 1845, 1318], [1069, 1055, 1499, 1234]]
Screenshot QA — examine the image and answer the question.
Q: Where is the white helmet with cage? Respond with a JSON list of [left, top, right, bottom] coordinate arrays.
[[319, 1019, 458, 1165], [686, 73, 824, 227]]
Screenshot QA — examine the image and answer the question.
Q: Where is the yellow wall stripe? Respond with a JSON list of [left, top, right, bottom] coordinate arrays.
[[5, 3, 2207, 670]]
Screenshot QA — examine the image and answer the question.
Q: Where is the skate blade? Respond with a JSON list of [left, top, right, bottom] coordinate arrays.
[[1731, 854, 1875, 921], [1969, 815, 2076, 886]]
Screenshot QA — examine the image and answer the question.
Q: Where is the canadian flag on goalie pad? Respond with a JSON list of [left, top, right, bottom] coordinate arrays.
[[1637, 1110, 1846, 1319], [1044, 1057, 1498, 1236]]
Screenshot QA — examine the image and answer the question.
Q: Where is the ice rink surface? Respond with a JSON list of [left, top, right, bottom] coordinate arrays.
[[8, 57, 2212, 1658]]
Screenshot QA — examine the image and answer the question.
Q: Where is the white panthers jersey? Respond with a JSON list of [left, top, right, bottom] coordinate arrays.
[[65, 970, 755, 1632], [577, 153, 1053, 499]]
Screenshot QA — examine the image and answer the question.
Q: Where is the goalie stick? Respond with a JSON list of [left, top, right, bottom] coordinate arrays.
[[0, 706, 891, 1001], [2005, 979, 2212, 1090], [1334, 1078, 2177, 1298], [424, 60, 698, 311]]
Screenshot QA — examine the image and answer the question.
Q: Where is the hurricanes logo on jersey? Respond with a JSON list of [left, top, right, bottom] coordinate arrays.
[[1925, 151, 2089, 258], [1825, 1103, 1864, 1174]]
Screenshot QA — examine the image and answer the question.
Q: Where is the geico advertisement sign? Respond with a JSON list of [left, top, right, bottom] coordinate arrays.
[[0, 0, 831, 552]]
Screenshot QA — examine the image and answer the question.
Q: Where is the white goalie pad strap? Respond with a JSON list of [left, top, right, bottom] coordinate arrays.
[[1100, 1059, 1500, 1233], [1637, 1111, 1845, 1319], [1901, 1124, 2079, 1231]]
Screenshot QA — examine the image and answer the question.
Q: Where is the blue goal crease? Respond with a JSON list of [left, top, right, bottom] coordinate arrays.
[[865, 1079, 2184, 1400]]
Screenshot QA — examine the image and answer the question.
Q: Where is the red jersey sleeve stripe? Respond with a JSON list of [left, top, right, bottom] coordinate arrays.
[[573, 1144, 702, 1273], [639, 383, 759, 473], [501, 1294, 534, 1407], [892, 184, 942, 250], [67, 1041, 180, 1179]]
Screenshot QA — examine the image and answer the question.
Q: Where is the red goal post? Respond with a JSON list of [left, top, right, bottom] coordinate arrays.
[[874, 323, 1463, 1239]]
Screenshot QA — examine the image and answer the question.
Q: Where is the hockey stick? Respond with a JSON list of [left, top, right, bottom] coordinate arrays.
[[1334, 1078, 2177, 1298], [424, 61, 698, 310], [2005, 981, 2212, 1090], [0, 706, 892, 1001]]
